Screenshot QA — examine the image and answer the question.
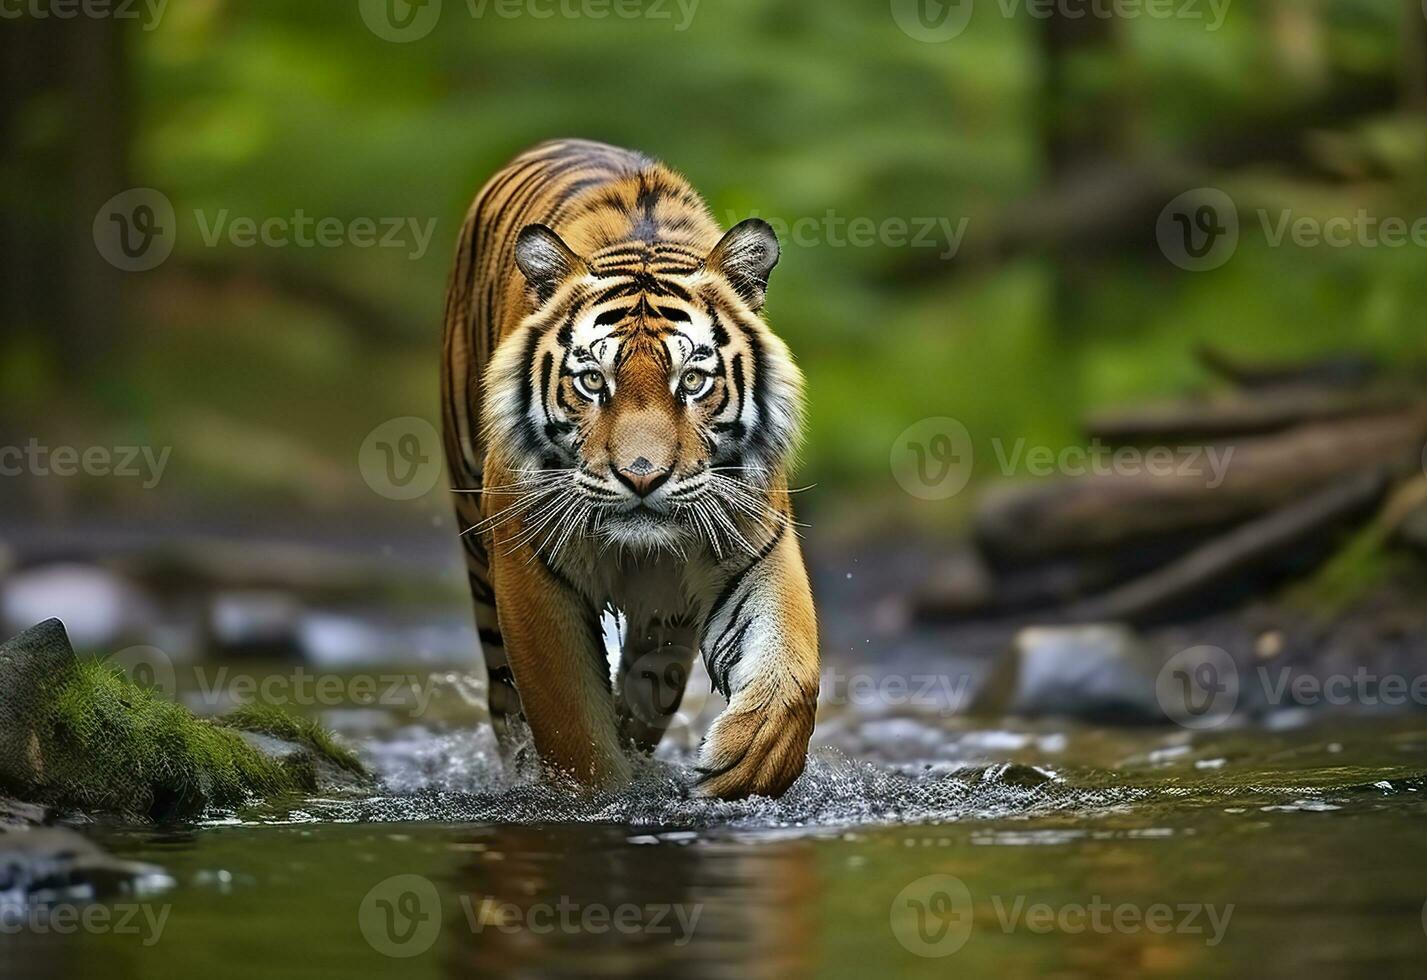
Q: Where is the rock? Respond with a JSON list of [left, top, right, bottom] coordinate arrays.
[[976, 624, 1162, 723], [0, 827, 172, 906], [1, 564, 155, 649], [0, 798, 46, 830], [298, 611, 476, 667], [0, 618, 73, 791], [209, 591, 302, 657], [232, 729, 370, 795], [0, 619, 369, 820], [910, 548, 996, 620]]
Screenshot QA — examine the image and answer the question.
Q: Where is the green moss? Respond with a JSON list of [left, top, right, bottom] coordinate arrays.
[[1287, 518, 1412, 619], [25, 660, 365, 820], [220, 703, 366, 777], [39, 661, 299, 819]]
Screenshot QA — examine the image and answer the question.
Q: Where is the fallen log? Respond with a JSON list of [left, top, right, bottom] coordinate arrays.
[[1196, 345, 1380, 390], [975, 407, 1427, 566], [914, 527, 1222, 623], [1085, 388, 1417, 445], [1063, 470, 1389, 625]]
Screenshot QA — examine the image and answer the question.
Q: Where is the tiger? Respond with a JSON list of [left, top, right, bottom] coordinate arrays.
[[440, 138, 818, 800]]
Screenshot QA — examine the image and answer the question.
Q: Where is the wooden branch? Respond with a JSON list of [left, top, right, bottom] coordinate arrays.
[[1195, 345, 1380, 390], [1064, 469, 1389, 624], [1085, 388, 1415, 445], [975, 408, 1427, 565], [885, 75, 1400, 286]]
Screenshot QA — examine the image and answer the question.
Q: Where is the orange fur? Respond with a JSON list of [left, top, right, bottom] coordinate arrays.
[[441, 140, 818, 797]]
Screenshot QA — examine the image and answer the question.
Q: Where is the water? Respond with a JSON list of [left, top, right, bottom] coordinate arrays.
[[6, 670, 1427, 979]]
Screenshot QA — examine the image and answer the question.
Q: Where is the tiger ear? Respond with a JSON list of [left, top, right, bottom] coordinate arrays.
[[515, 224, 585, 302], [704, 218, 780, 312]]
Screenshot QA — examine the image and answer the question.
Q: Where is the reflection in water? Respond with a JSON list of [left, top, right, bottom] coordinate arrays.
[[23, 704, 1427, 978], [439, 827, 816, 980]]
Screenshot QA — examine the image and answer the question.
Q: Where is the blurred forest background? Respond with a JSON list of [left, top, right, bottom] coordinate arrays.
[[1, 0, 1425, 541]]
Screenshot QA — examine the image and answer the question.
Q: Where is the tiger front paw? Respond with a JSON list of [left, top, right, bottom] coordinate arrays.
[[694, 680, 817, 800]]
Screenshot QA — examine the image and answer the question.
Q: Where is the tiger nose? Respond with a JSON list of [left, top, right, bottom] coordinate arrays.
[[613, 457, 671, 498]]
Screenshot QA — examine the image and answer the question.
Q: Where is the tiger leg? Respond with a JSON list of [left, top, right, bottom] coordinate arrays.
[[451, 490, 532, 772], [695, 526, 820, 800], [488, 538, 630, 789], [614, 616, 700, 754]]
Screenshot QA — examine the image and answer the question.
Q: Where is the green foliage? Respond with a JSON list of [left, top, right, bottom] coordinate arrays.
[[10, 0, 1426, 527], [221, 702, 367, 777], [42, 660, 296, 819], [27, 660, 365, 820]]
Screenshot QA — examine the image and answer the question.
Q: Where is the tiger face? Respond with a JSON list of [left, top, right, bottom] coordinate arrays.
[[482, 218, 803, 553]]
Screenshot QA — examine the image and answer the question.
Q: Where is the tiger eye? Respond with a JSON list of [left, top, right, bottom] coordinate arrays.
[[681, 370, 705, 393], [581, 370, 606, 393]]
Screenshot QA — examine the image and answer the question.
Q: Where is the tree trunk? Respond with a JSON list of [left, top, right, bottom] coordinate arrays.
[[0, 15, 130, 375]]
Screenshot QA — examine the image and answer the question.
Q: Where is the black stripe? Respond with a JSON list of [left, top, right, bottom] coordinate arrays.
[[706, 301, 730, 345], [594, 306, 631, 326], [468, 575, 496, 606], [712, 590, 753, 649], [708, 620, 751, 698], [705, 519, 787, 626]]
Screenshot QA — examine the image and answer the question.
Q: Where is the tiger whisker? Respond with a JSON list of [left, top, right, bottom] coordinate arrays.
[[506, 489, 581, 556], [466, 481, 567, 535]]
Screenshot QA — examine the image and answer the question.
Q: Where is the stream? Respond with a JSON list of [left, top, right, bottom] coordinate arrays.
[[5, 660, 1425, 979]]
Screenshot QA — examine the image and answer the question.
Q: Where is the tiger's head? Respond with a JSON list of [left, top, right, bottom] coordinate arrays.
[[482, 218, 804, 555]]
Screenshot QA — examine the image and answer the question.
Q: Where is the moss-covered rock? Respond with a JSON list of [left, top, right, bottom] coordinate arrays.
[[0, 619, 370, 821]]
